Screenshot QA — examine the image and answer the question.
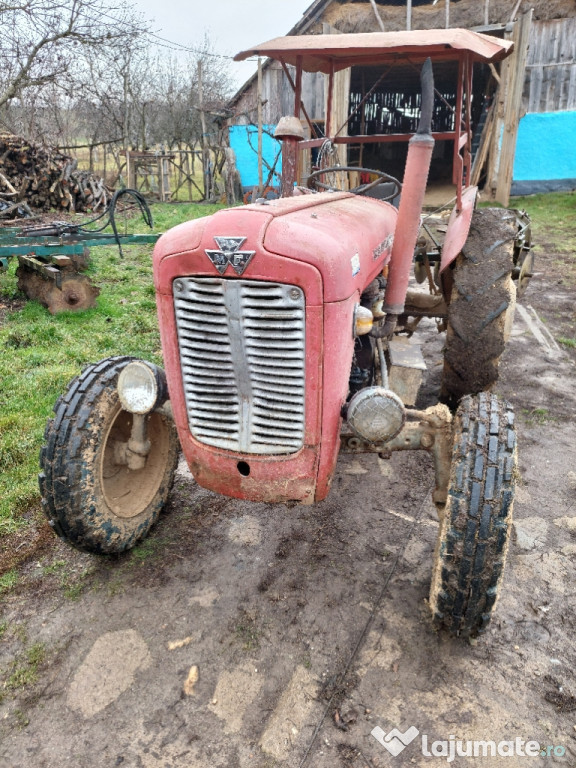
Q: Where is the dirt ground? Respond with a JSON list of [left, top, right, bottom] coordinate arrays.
[[1, 223, 576, 768]]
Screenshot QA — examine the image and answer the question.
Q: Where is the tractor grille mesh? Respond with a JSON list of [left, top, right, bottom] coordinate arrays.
[[173, 277, 305, 454]]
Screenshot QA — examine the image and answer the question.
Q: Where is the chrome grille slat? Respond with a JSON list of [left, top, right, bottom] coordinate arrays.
[[252, 368, 303, 378], [253, 420, 304, 432], [178, 323, 229, 335], [177, 311, 228, 322], [177, 305, 227, 318], [174, 278, 305, 455], [249, 351, 303, 360], [252, 398, 300, 411], [246, 336, 303, 344], [253, 392, 303, 404], [190, 396, 238, 404]]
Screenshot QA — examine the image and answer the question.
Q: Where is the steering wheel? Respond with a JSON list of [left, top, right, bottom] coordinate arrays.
[[306, 165, 402, 201]]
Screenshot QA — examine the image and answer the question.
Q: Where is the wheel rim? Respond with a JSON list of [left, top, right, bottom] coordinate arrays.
[[99, 404, 173, 519], [517, 249, 535, 297]]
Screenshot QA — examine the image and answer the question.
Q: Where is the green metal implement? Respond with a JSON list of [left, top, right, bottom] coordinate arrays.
[[0, 189, 162, 312], [0, 229, 162, 312], [0, 229, 160, 271]]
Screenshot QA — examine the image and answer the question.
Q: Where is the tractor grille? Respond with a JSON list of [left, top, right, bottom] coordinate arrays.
[[173, 277, 305, 454]]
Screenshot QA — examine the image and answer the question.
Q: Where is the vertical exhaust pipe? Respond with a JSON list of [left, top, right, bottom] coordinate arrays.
[[377, 58, 435, 336]]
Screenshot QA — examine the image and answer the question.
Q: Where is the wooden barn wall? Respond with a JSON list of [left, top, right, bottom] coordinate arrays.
[[231, 0, 576, 127], [524, 18, 576, 112], [232, 64, 324, 126], [231, 18, 576, 127]]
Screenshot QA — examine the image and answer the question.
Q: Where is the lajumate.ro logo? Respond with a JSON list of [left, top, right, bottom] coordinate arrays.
[[371, 725, 567, 762]]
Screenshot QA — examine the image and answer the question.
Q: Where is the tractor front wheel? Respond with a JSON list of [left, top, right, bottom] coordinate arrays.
[[429, 392, 516, 638], [39, 357, 179, 554]]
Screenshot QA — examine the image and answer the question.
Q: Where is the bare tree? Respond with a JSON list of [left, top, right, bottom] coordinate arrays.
[[0, 0, 146, 111], [75, 34, 233, 152], [0, 2, 236, 199]]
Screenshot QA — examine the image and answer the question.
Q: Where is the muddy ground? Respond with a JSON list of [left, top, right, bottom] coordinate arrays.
[[1, 224, 576, 768]]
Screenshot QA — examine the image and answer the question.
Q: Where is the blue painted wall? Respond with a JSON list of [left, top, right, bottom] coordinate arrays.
[[513, 111, 576, 190], [229, 125, 282, 191], [229, 113, 576, 195]]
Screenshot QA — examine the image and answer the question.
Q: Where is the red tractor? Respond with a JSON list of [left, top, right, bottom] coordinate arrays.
[[40, 30, 532, 638]]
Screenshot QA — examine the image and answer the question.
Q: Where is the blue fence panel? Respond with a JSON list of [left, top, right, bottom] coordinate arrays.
[[514, 111, 576, 182], [229, 125, 282, 191]]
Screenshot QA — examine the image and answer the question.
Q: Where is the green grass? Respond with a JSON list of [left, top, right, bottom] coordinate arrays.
[[558, 336, 576, 348], [4, 642, 46, 692], [510, 191, 576, 276], [129, 536, 164, 565], [42, 559, 91, 600], [233, 609, 262, 652], [509, 191, 576, 232], [0, 637, 46, 705], [521, 407, 557, 426], [481, 190, 576, 254], [0, 569, 18, 594], [42, 560, 67, 576], [480, 190, 575, 242], [0, 202, 224, 536]]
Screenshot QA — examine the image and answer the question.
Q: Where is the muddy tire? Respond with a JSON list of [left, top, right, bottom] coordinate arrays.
[[441, 208, 518, 406], [429, 392, 516, 637], [39, 357, 179, 554]]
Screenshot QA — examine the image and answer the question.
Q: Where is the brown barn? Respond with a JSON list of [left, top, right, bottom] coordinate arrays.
[[228, 0, 576, 200]]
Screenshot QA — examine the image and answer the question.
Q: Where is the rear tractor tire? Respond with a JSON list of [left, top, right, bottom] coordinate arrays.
[[39, 357, 179, 554], [429, 392, 516, 638], [441, 208, 519, 407]]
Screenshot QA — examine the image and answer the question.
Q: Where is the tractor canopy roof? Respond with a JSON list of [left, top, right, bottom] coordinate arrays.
[[234, 29, 513, 73]]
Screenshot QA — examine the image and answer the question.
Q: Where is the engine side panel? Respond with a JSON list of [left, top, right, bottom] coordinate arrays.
[[314, 294, 359, 501]]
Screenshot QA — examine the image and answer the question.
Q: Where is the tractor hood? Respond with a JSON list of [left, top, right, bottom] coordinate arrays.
[[153, 192, 397, 304]]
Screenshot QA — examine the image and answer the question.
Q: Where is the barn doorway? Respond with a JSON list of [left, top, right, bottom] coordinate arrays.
[[346, 59, 491, 192]]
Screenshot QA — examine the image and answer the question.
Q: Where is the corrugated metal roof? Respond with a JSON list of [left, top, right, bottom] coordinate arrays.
[[234, 29, 513, 72]]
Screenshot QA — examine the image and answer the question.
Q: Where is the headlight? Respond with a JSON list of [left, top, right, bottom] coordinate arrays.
[[117, 361, 168, 415], [354, 304, 374, 336], [346, 387, 405, 443]]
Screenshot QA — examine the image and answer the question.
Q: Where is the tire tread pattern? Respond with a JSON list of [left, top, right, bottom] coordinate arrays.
[[39, 357, 179, 554], [430, 392, 516, 637], [441, 208, 518, 404]]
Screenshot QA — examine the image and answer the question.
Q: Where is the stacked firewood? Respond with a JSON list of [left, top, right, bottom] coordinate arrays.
[[0, 133, 113, 218]]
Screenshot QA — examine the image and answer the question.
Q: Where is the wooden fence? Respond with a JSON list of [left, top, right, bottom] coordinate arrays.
[[62, 141, 207, 202], [524, 17, 576, 113]]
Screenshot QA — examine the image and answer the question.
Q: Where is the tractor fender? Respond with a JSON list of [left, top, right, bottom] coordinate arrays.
[[439, 185, 478, 273]]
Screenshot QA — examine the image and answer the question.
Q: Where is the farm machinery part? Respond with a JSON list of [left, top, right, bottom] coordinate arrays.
[[40, 30, 532, 639], [0, 189, 160, 313], [412, 206, 532, 298]]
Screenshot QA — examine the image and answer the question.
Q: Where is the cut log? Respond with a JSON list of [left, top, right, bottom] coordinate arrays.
[[0, 132, 114, 218]]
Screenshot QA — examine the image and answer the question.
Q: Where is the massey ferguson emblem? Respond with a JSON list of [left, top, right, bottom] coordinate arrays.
[[205, 236, 255, 276]]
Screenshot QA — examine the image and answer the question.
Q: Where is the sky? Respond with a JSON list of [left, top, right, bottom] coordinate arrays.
[[132, 0, 315, 87]]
